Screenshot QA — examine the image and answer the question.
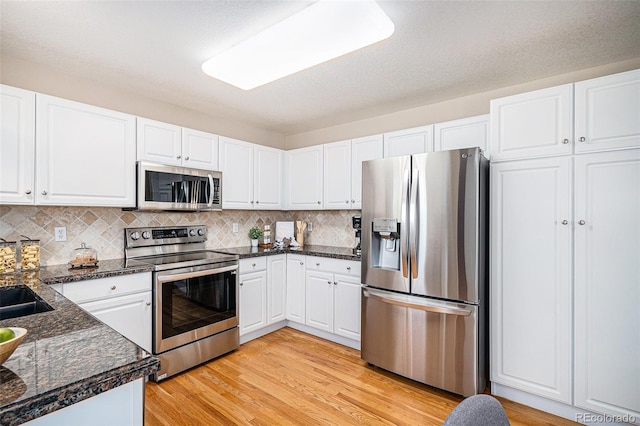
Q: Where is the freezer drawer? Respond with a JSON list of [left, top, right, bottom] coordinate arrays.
[[361, 287, 485, 397]]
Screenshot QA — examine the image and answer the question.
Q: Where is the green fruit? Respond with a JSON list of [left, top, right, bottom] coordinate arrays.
[[0, 327, 15, 343]]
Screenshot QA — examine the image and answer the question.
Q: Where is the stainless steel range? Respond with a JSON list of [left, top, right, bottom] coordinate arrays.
[[124, 225, 239, 381]]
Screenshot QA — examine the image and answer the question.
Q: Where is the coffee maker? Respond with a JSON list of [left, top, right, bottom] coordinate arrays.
[[352, 215, 362, 256]]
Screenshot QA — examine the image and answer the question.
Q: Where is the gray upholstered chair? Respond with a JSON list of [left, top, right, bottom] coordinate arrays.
[[443, 394, 511, 426]]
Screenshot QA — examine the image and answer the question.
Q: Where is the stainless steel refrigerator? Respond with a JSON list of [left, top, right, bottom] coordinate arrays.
[[360, 147, 488, 397]]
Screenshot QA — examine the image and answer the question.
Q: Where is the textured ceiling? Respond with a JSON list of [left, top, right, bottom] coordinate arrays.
[[1, 0, 639, 136]]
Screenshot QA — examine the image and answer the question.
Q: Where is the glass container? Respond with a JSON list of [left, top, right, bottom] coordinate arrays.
[[20, 239, 40, 270], [69, 242, 98, 268], [0, 241, 18, 274]]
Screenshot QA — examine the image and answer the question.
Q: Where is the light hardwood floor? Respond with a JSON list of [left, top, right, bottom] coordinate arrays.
[[145, 327, 577, 425]]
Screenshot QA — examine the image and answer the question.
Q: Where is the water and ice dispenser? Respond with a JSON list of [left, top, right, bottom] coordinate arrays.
[[370, 218, 401, 271]]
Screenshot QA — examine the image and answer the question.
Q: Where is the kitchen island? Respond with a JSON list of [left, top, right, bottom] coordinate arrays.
[[0, 261, 159, 426]]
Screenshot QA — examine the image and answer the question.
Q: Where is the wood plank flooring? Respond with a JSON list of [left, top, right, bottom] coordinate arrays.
[[145, 327, 577, 425]]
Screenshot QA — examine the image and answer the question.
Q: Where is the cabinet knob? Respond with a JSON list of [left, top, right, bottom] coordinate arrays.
[[561, 220, 568, 225], [256, 200, 260, 204], [334, 281, 337, 285], [185, 156, 190, 160], [351, 200, 355, 203], [562, 139, 569, 144], [345, 200, 349, 204], [146, 302, 151, 306], [251, 200, 254, 204], [240, 282, 244, 286], [579, 137, 586, 142], [41, 190, 47, 195], [327, 281, 332, 285], [25, 189, 32, 195], [176, 155, 181, 159], [578, 220, 586, 225], [316, 262, 320, 266], [300, 262, 304, 266], [317, 201, 321, 204], [111, 286, 116, 290], [347, 266, 351, 270], [252, 263, 256, 267]]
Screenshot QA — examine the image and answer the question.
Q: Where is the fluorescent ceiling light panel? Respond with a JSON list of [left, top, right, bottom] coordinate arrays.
[[202, 0, 395, 90]]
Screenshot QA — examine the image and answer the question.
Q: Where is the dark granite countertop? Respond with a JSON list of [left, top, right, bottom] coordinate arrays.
[[0, 267, 159, 425], [37, 258, 154, 285], [219, 244, 361, 261]]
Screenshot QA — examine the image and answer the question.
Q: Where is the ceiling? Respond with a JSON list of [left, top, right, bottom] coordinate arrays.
[[1, 1, 639, 136]]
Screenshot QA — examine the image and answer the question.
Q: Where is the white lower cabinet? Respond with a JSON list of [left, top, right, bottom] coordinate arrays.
[[304, 256, 361, 342], [267, 255, 287, 323], [52, 273, 152, 353], [239, 268, 267, 335], [285, 254, 306, 323], [491, 149, 640, 422]]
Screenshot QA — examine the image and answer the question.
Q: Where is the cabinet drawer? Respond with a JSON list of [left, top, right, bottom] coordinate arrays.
[[239, 257, 267, 274], [306, 256, 360, 277], [61, 272, 152, 304]]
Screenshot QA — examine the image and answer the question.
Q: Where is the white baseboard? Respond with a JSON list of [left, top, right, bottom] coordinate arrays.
[[239, 320, 360, 351]]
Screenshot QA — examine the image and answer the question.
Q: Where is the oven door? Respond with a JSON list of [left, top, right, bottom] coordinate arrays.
[[154, 261, 238, 354]]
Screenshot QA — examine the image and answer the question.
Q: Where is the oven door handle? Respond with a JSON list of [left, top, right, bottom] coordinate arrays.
[[156, 264, 238, 283]]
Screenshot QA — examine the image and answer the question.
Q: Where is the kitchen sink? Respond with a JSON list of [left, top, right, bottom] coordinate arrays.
[[0, 285, 54, 320]]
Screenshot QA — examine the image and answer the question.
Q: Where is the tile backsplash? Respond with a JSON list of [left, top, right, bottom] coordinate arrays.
[[0, 206, 357, 266]]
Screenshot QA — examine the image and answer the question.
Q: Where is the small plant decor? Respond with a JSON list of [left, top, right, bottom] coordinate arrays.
[[248, 226, 263, 240]]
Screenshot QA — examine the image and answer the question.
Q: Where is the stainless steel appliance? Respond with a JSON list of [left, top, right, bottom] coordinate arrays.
[[352, 215, 362, 256], [135, 161, 222, 211], [124, 225, 238, 381], [360, 147, 488, 397]]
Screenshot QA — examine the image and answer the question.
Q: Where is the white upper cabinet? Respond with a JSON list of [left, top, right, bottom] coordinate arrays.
[[181, 128, 219, 170], [254, 144, 283, 210], [574, 69, 640, 153], [219, 136, 254, 209], [350, 134, 383, 210], [0, 85, 35, 205], [383, 125, 433, 157], [285, 145, 323, 210], [137, 117, 218, 170], [219, 136, 282, 210], [36, 94, 136, 207], [434, 114, 490, 157], [490, 84, 574, 161], [323, 140, 352, 210]]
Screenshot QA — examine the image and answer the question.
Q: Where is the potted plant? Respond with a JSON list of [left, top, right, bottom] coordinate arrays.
[[248, 226, 263, 247]]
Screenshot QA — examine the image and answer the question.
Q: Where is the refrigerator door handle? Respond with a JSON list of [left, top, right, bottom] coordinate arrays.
[[409, 167, 418, 279], [363, 288, 472, 317], [401, 166, 410, 279]]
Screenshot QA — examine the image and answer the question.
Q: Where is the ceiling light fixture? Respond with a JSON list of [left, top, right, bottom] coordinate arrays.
[[201, 0, 395, 90]]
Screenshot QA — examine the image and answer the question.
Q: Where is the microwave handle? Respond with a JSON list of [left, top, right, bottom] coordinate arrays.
[[207, 174, 214, 207]]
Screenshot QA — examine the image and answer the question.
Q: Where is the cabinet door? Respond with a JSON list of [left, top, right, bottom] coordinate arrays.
[[574, 149, 640, 418], [137, 117, 182, 166], [286, 254, 306, 323], [239, 270, 267, 335], [334, 274, 361, 341], [383, 125, 433, 157], [490, 84, 573, 161], [36, 94, 136, 207], [181, 128, 218, 170], [267, 254, 287, 324], [219, 136, 254, 209], [285, 145, 323, 209], [350, 134, 383, 209], [434, 115, 490, 158], [305, 270, 334, 333], [574, 69, 640, 153], [254, 145, 283, 210], [80, 291, 152, 353], [0, 85, 35, 205], [323, 140, 351, 210], [490, 157, 572, 403]]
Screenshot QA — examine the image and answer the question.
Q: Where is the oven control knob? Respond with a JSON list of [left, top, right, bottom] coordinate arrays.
[[189, 229, 197, 236], [142, 231, 151, 239], [197, 228, 205, 236], [130, 231, 141, 241]]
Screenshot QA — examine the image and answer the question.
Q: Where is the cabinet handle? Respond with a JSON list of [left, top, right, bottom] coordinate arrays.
[[240, 282, 244, 286], [562, 139, 569, 144], [256, 200, 260, 204], [317, 201, 321, 204], [251, 200, 254, 204], [333, 281, 337, 285], [347, 266, 351, 270], [578, 220, 586, 225], [252, 263, 256, 267], [146, 302, 151, 306], [561, 220, 568, 225], [351, 199, 355, 203], [345, 200, 349, 204], [316, 262, 320, 266], [579, 137, 586, 142], [41, 190, 47, 195], [327, 281, 332, 285], [110, 286, 116, 290], [185, 156, 190, 160], [300, 262, 304, 266], [25, 189, 32, 195], [176, 155, 181, 159]]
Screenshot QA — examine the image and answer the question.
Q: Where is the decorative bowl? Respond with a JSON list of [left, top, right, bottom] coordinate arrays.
[[0, 327, 27, 365]]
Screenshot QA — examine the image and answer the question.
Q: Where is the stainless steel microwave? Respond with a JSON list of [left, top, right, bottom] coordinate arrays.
[[136, 161, 222, 211]]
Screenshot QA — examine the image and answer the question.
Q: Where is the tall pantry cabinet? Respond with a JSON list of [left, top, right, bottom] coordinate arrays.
[[490, 68, 640, 422]]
